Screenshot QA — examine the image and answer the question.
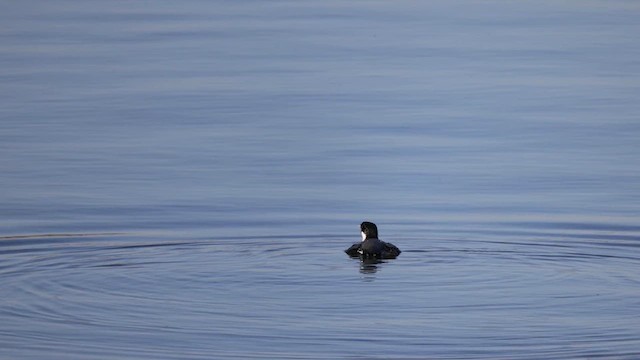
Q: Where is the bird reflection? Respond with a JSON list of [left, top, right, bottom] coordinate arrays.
[[359, 258, 385, 274]]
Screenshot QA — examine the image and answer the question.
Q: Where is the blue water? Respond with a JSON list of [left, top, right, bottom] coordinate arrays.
[[2, 1, 640, 359]]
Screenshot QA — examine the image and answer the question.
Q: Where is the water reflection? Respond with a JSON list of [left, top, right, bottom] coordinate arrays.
[[359, 258, 383, 274]]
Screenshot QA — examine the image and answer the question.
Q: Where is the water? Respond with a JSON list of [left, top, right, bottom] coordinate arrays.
[[1, 1, 640, 358]]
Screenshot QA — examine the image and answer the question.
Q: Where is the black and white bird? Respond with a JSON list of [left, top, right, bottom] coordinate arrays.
[[345, 221, 401, 259]]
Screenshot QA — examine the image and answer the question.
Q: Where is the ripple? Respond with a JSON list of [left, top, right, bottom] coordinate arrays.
[[1, 228, 640, 359]]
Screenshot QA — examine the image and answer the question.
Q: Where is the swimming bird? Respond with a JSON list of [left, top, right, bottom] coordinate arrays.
[[345, 221, 401, 259]]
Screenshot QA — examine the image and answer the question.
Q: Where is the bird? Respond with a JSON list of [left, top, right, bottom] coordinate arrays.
[[345, 221, 401, 259]]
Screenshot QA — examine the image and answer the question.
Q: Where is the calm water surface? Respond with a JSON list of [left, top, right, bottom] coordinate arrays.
[[1, 1, 640, 359]]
